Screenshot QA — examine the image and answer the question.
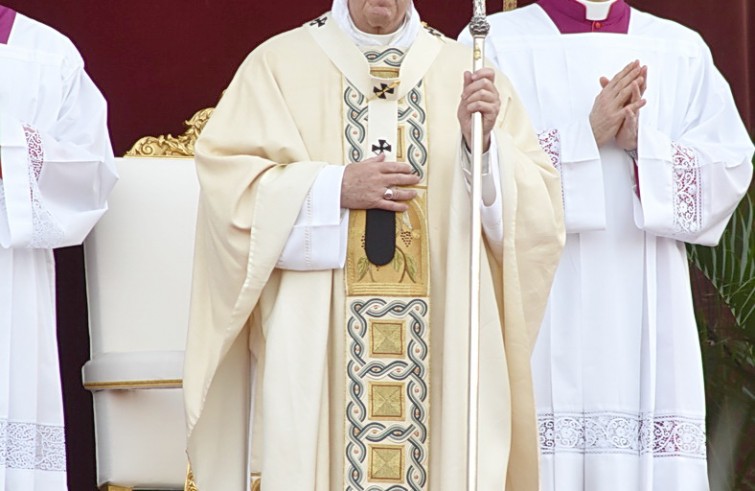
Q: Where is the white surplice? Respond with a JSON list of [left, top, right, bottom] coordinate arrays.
[[0, 13, 117, 491], [462, 5, 754, 490]]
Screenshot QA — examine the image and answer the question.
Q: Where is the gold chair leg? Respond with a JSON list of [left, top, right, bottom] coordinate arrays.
[[185, 464, 198, 491], [251, 472, 261, 491], [186, 463, 262, 490], [100, 485, 133, 491]]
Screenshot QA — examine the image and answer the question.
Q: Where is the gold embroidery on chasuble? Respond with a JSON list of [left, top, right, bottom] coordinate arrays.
[[343, 47, 431, 491]]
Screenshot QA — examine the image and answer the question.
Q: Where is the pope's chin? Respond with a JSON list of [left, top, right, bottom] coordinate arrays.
[[365, 11, 398, 29]]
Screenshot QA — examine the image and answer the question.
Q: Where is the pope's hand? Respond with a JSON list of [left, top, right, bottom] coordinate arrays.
[[458, 68, 501, 152], [590, 60, 646, 148], [340, 153, 420, 212]]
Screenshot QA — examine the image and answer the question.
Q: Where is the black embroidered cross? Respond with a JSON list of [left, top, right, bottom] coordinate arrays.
[[372, 139, 392, 154], [310, 16, 327, 27], [373, 83, 396, 99], [421, 22, 444, 38]]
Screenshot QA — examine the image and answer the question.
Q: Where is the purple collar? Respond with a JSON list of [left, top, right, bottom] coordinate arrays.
[[537, 0, 630, 34], [0, 6, 16, 44]]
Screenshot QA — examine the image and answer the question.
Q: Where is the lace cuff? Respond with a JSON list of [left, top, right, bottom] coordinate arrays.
[[21, 124, 64, 248], [538, 129, 562, 172], [671, 142, 702, 234]]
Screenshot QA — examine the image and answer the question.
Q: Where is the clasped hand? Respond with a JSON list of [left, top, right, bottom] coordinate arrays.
[[590, 60, 648, 151]]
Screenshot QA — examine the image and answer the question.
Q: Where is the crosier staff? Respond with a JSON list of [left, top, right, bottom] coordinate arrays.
[[466, 1, 489, 490]]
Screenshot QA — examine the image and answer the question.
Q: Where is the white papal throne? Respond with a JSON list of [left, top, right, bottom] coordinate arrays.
[[82, 110, 212, 491]]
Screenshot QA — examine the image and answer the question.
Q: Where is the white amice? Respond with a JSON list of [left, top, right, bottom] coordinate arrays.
[[0, 13, 117, 491], [467, 5, 754, 491]]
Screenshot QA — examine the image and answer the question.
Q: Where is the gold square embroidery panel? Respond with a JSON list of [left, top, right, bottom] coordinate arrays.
[[369, 445, 404, 483], [369, 382, 405, 420], [370, 320, 405, 358]]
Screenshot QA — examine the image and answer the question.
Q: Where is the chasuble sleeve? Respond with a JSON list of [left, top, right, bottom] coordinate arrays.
[[0, 59, 116, 250], [186, 35, 332, 423], [493, 77, 565, 341], [633, 41, 754, 246], [185, 33, 339, 489], [191, 46, 331, 317]]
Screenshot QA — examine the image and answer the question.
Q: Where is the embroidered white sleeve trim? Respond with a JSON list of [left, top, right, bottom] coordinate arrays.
[[0, 419, 67, 472], [671, 142, 703, 234], [538, 412, 706, 459], [538, 129, 566, 214], [538, 129, 562, 172], [23, 123, 44, 181], [0, 182, 6, 222], [22, 124, 64, 248]]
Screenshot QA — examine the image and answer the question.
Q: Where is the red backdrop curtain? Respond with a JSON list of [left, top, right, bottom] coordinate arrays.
[[1, 1, 750, 488]]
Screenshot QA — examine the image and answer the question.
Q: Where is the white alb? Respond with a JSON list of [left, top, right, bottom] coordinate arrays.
[[463, 5, 754, 490], [0, 13, 117, 491]]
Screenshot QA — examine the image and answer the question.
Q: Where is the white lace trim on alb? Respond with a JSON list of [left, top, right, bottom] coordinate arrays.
[[671, 142, 703, 234], [538, 129, 566, 212], [0, 419, 67, 472], [538, 129, 562, 172], [22, 123, 64, 249], [538, 412, 706, 459]]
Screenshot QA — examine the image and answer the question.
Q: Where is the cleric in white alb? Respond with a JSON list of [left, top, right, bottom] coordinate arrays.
[[461, 0, 754, 490], [0, 6, 117, 490]]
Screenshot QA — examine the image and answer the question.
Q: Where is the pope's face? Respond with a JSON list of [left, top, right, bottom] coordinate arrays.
[[348, 0, 410, 34]]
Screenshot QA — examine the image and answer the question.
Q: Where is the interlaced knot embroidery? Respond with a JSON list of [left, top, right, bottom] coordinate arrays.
[[671, 142, 702, 234], [0, 420, 67, 472], [538, 412, 706, 459]]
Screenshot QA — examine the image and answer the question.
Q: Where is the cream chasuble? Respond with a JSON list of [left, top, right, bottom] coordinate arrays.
[[184, 12, 565, 491]]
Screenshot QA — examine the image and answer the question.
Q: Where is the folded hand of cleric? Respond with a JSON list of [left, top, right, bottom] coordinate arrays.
[[589, 60, 648, 151]]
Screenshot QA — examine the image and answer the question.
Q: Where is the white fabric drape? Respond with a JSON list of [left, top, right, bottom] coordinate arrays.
[[462, 5, 754, 491], [0, 13, 116, 491]]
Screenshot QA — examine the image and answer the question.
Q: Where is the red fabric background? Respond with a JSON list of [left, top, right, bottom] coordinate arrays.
[[1, 1, 750, 489]]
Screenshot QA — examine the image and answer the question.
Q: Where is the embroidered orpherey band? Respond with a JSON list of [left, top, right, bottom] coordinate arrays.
[[307, 14, 440, 489], [671, 142, 703, 234], [343, 47, 430, 491], [538, 412, 706, 459]]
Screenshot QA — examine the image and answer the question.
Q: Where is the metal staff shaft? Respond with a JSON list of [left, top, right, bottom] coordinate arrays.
[[467, 3, 490, 490]]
